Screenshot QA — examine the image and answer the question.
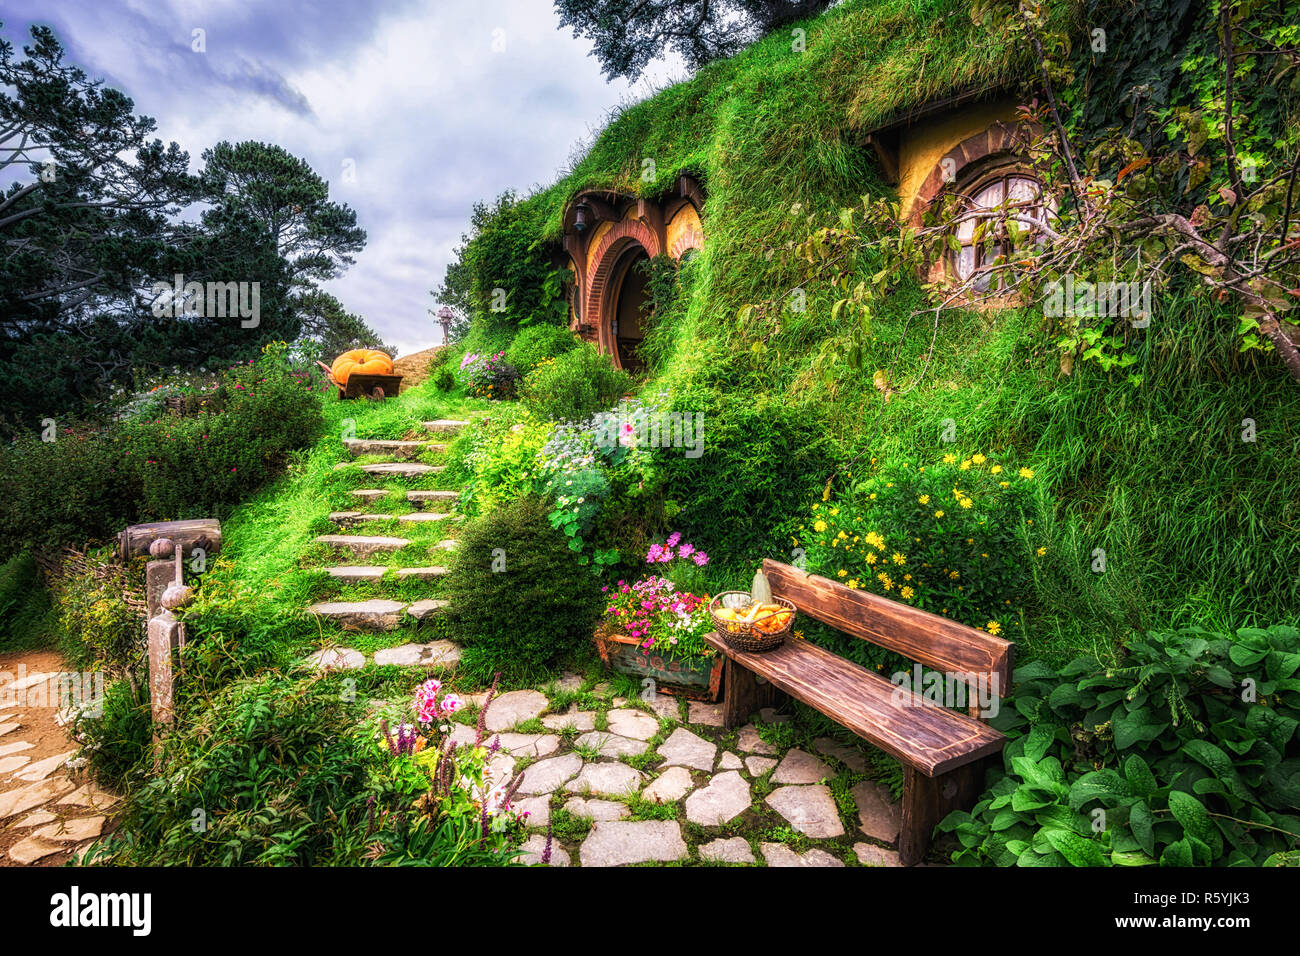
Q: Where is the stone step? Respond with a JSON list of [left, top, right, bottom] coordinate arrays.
[[314, 534, 411, 556], [343, 438, 431, 460], [432, 539, 458, 552], [323, 566, 387, 582], [395, 566, 449, 580], [374, 640, 461, 667], [308, 599, 407, 629], [351, 489, 390, 502], [329, 511, 395, 524], [407, 489, 459, 504], [423, 419, 470, 434], [408, 599, 450, 621], [359, 462, 445, 477], [397, 512, 454, 523]]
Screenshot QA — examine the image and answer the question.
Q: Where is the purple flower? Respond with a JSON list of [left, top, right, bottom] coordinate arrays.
[[666, 532, 682, 547]]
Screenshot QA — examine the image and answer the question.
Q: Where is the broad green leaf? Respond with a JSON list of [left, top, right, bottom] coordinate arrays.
[[1160, 838, 1194, 867], [1023, 724, 1056, 762], [1124, 755, 1158, 797], [1129, 801, 1156, 856], [1113, 706, 1169, 749], [1111, 850, 1157, 866], [1182, 739, 1250, 800], [1069, 770, 1132, 810], [1042, 828, 1108, 867], [1169, 790, 1216, 849]]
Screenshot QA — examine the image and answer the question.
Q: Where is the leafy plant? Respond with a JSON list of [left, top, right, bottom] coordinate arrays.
[[519, 341, 633, 423], [441, 495, 602, 679], [942, 625, 1300, 866]]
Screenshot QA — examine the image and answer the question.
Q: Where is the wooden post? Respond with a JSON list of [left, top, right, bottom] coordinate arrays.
[[899, 757, 993, 865], [119, 518, 221, 562], [719, 657, 782, 728]]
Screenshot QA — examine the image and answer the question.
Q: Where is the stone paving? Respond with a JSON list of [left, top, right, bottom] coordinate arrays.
[[0, 670, 118, 865], [444, 671, 908, 867]]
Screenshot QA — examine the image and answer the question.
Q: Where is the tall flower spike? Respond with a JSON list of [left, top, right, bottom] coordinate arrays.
[[541, 824, 553, 865]]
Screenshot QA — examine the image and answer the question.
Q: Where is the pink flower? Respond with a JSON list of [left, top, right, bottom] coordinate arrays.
[[666, 532, 682, 547], [440, 694, 463, 714], [677, 543, 695, 557], [692, 551, 709, 566]]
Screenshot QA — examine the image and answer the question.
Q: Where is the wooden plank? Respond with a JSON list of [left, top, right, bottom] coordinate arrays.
[[119, 518, 222, 562], [899, 758, 992, 865], [703, 632, 1004, 776], [762, 559, 1013, 696]]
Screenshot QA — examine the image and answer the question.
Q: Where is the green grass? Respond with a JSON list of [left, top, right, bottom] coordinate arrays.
[[182, 379, 493, 664]]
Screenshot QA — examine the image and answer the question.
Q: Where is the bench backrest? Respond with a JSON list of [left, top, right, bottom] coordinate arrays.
[[762, 559, 1013, 698]]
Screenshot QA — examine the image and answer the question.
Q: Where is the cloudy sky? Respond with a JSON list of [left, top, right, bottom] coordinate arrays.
[[4, 0, 682, 356]]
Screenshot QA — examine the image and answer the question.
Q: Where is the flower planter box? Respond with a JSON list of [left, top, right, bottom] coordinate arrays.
[[593, 630, 723, 702]]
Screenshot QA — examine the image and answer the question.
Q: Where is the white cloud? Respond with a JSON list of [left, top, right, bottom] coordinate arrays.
[[5, 0, 684, 353]]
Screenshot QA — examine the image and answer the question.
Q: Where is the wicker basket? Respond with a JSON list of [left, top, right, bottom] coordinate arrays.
[[709, 591, 795, 653]]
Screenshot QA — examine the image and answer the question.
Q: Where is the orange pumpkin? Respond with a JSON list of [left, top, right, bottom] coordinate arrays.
[[330, 349, 393, 385]]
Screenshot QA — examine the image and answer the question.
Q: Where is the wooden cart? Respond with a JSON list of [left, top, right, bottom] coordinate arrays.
[[317, 361, 404, 400]]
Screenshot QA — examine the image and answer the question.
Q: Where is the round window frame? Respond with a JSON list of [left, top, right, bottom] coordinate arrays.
[[946, 159, 1051, 294]]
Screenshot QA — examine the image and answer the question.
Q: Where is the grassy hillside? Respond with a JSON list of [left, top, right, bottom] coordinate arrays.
[[449, 0, 1300, 664]]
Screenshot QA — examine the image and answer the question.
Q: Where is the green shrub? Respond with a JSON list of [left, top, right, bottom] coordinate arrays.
[[73, 678, 151, 790], [519, 342, 632, 423], [441, 495, 601, 679], [942, 624, 1300, 867], [448, 405, 554, 516], [507, 324, 578, 373], [0, 347, 322, 555], [798, 452, 1036, 635], [655, 391, 836, 571], [86, 673, 377, 865], [432, 365, 456, 391], [0, 551, 54, 650], [52, 547, 145, 680]]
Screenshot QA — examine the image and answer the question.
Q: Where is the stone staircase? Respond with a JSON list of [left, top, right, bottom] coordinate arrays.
[[303, 417, 471, 664]]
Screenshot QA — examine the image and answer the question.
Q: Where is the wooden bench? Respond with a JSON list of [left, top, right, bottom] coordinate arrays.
[[703, 559, 1013, 865]]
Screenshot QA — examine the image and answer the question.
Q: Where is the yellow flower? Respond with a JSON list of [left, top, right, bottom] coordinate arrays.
[[865, 532, 885, 550], [813, 519, 827, 532], [918, 494, 931, 505], [1000, 481, 1010, 488], [948, 570, 960, 580], [904, 573, 912, 581], [837, 569, 847, 577], [891, 552, 906, 565], [960, 459, 972, 471], [865, 552, 878, 565], [943, 453, 957, 464], [972, 454, 987, 465], [900, 586, 915, 599], [830, 508, 840, 516], [837, 531, 847, 539], [1036, 546, 1047, 557], [960, 497, 973, 509], [1018, 467, 1035, 479], [934, 510, 945, 518], [990, 465, 1003, 475], [987, 621, 1002, 636], [876, 572, 894, 591]]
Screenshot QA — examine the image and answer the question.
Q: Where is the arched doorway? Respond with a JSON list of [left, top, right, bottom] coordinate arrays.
[[608, 245, 649, 373]]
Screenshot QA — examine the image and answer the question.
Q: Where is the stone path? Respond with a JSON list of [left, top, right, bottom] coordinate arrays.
[[424, 670, 909, 867], [0, 654, 119, 866], [300, 418, 469, 666]]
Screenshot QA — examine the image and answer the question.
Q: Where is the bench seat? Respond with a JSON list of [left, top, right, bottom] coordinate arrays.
[[702, 631, 1004, 776]]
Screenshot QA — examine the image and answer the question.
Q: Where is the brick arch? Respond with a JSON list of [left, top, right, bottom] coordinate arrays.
[[908, 120, 1039, 228], [583, 218, 662, 364]]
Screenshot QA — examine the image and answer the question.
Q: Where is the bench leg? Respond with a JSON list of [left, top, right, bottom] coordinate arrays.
[[719, 657, 782, 729], [899, 758, 992, 866]]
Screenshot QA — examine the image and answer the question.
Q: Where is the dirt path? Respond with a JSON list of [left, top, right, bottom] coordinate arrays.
[[0, 648, 118, 866]]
